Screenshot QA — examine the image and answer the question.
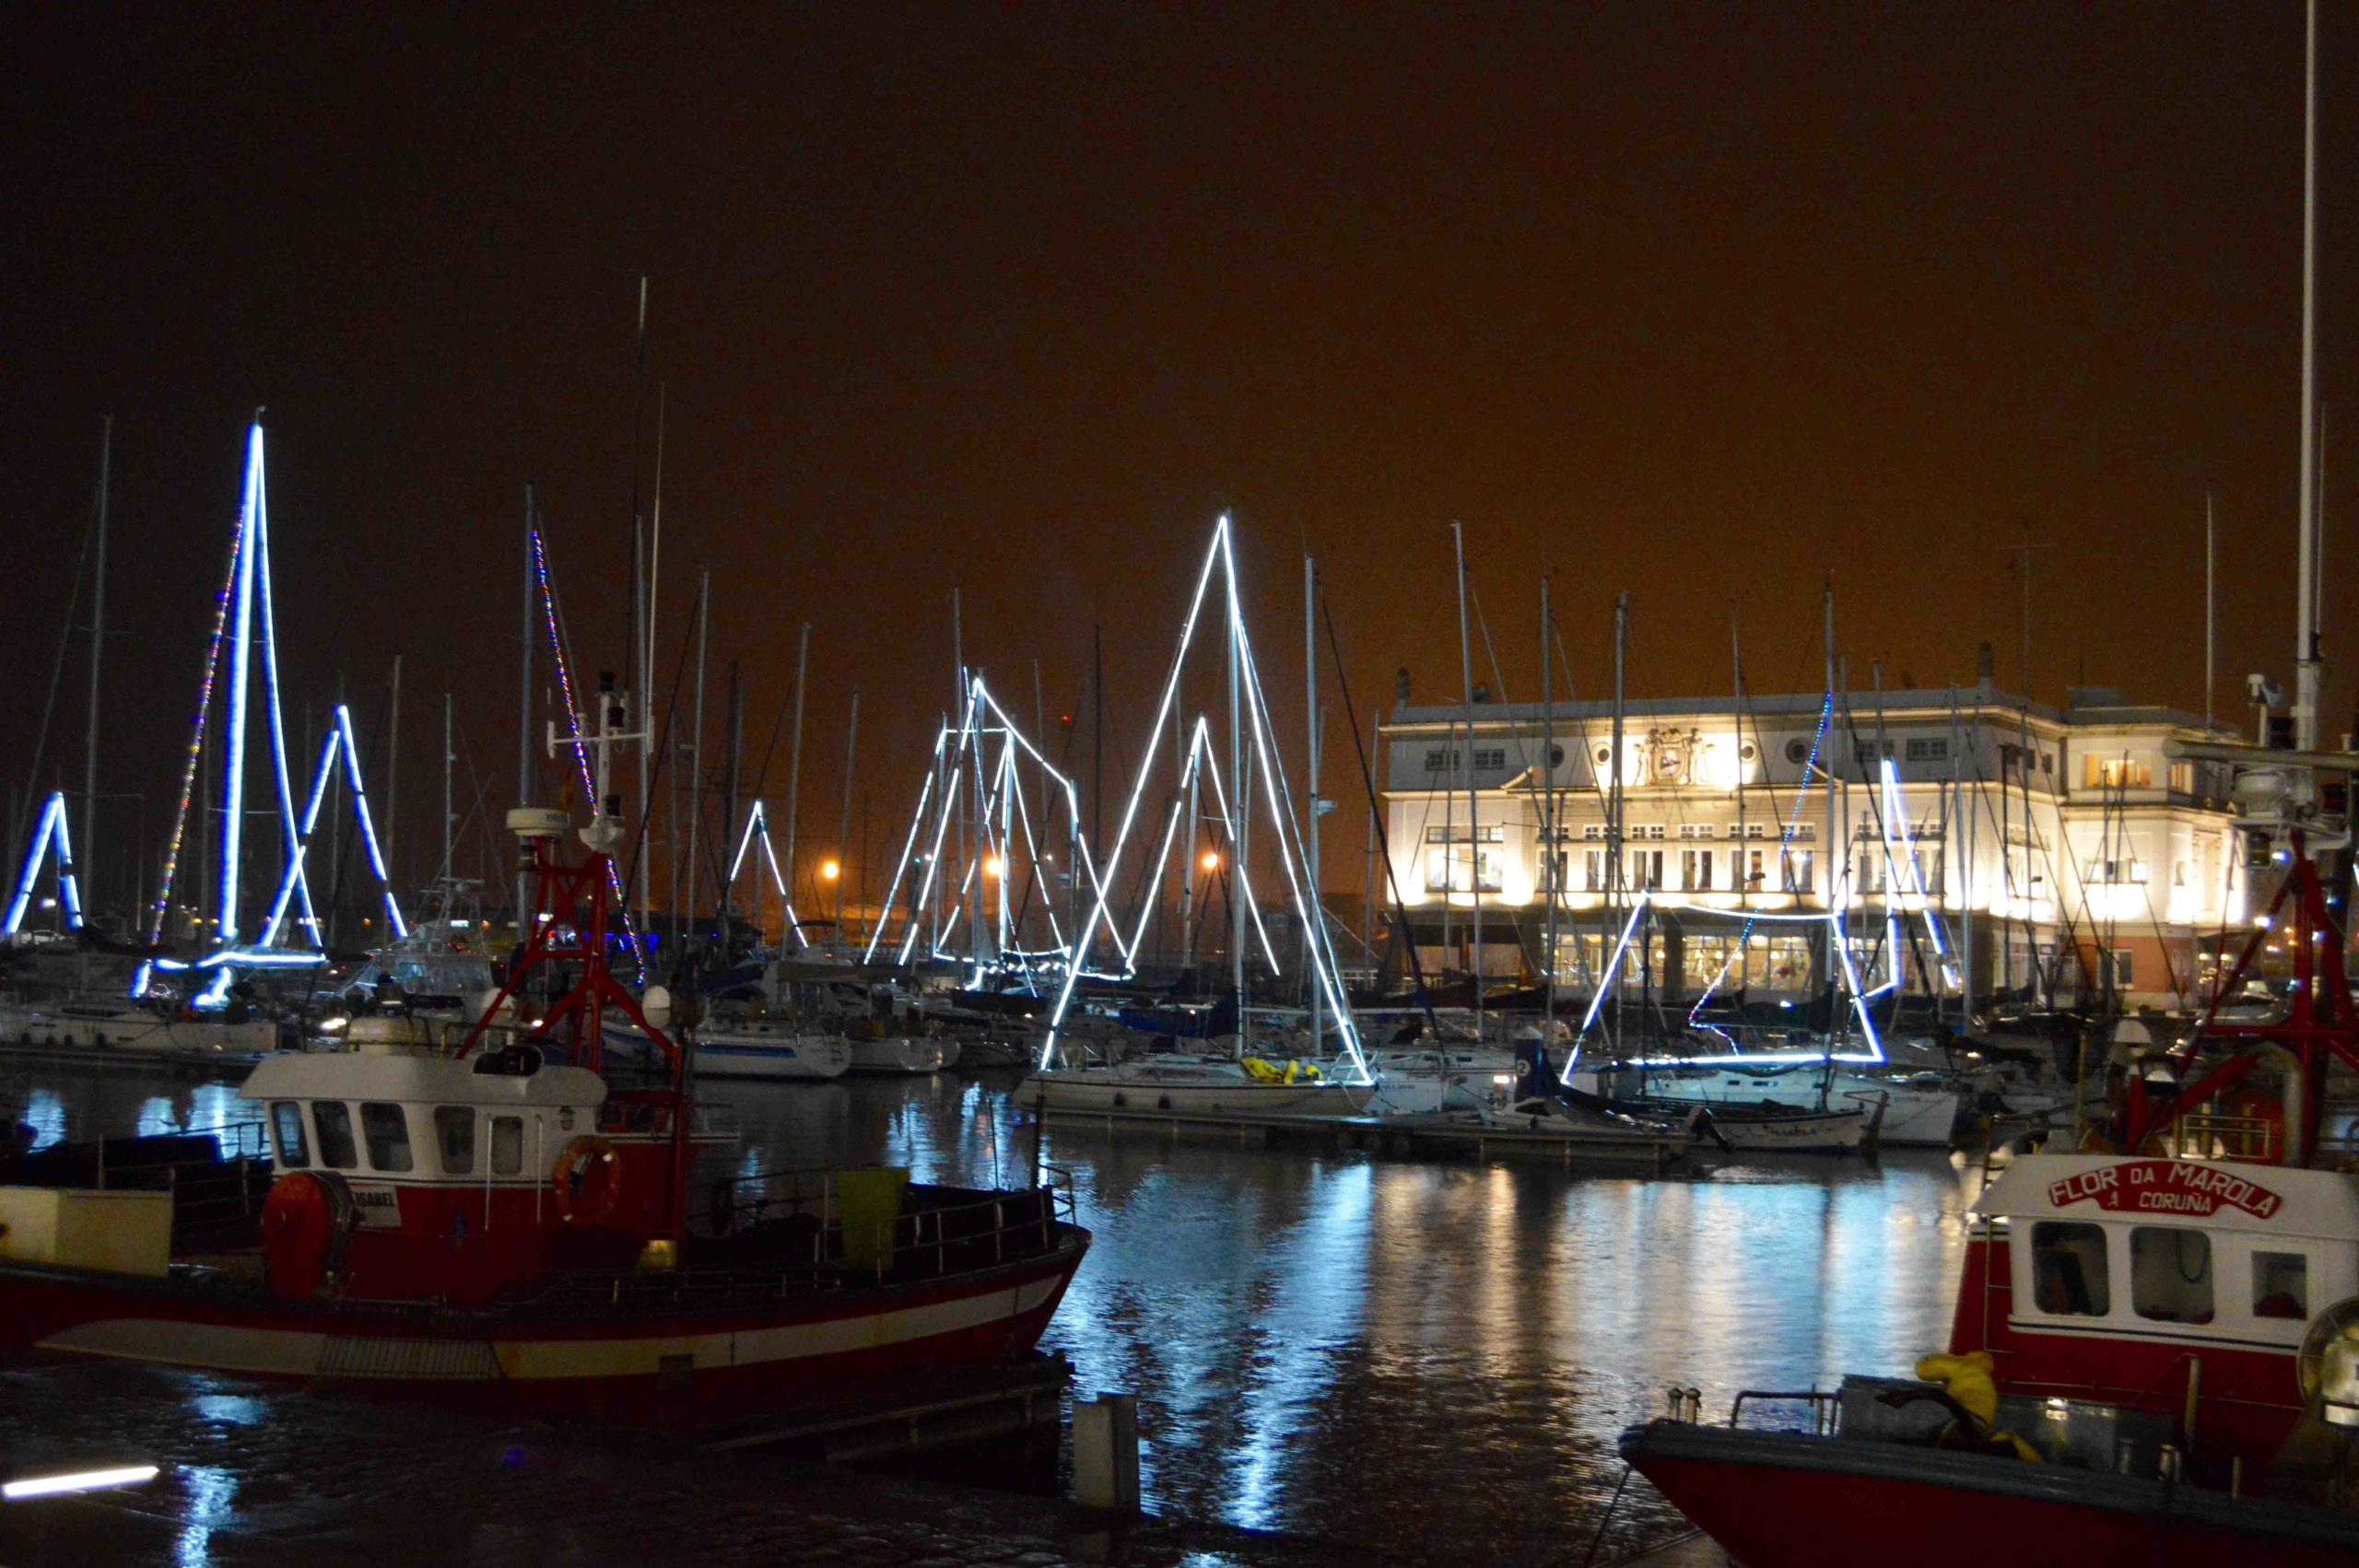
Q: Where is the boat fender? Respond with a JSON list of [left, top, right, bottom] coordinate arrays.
[[552, 1136, 622, 1225], [261, 1169, 358, 1299]]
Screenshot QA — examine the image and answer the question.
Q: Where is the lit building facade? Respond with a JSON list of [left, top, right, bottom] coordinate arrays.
[[1378, 682, 2250, 1012]]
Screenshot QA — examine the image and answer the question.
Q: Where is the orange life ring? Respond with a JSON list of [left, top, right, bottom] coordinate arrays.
[[261, 1169, 356, 1298], [551, 1136, 621, 1225]]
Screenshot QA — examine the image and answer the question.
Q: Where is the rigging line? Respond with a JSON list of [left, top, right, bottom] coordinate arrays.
[[1467, 578, 1510, 704], [20, 486, 97, 831], [149, 516, 245, 945], [615, 587, 701, 923], [1320, 592, 1442, 1039]]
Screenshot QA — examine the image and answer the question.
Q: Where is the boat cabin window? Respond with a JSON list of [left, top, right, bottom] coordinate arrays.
[[490, 1115, 524, 1176], [2252, 1250, 2309, 1321], [270, 1102, 309, 1168], [360, 1103, 414, 1173], [435, 1106, 475, 1176], [312, 1102, 359, 1171], [2130, 1226, 2214, 1325], [2030, 1222, 2111, 1316]]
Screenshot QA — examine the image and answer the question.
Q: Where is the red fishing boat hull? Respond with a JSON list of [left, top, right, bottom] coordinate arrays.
[[1622, 1421, 2359, 1568], [0, 1235, 1086, 1421]]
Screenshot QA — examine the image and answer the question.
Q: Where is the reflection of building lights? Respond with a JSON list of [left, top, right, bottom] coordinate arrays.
[[1202, 851, 1221, 872], [820, 859, 840, 882]]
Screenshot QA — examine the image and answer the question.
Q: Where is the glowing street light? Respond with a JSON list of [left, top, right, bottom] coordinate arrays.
[[820, 859, 841, 883], [983, 856, 1006, 879], [1201, 850, 1221, 872]]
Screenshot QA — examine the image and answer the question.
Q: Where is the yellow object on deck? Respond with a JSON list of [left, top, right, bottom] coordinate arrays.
[[0, 1187, 172, 1278], [1915, 1351, 2041, 1461], [835, 1166, 911, 1268]]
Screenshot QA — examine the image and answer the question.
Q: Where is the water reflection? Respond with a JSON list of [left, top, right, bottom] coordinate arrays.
[[41, 1069, 1971, 1563]]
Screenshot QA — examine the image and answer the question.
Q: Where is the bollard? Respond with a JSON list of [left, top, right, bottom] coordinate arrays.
[[1073, 1393, 1140, 1515]]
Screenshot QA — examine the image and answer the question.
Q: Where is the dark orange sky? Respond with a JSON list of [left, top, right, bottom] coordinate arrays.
[[2, 3, 2351, 914]]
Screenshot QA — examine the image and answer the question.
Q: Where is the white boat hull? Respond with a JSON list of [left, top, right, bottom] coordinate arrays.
[[846, 1036, 951, 1075], [0, 1002, 278, 1058], [1630, 1071, 1961, 1147], [1020, 1068, 1360, 1116], [692, 1031, 852, 1081]]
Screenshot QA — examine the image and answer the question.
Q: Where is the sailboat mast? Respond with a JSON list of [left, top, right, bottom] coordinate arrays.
[[1305, 553, 1321, 1056], [1608, 592, 1626, 1056], [440, 692, 453, 883], [721, 661, 742, 956], [782, 622, 810, 944], [2294, 0, 2322, 751], [642, 383, 665, 938], [1540, 575, 1556, 1036], [837, 690, 858, 945], [1452, 523, 1481, 1040], [82, 414, 109, 904], [517, 486, 535, 933], [685, 568, 709, 948], [386, 652, 402, 902], [2205, 490, 2216, 730], [1822, 582, 1839, 1050]]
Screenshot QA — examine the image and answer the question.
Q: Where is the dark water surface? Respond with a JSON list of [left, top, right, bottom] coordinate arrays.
[[6, 1069, 1978, 1564]]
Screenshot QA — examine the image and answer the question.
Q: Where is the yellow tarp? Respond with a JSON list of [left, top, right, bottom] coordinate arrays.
[[836, 1166, 910, 1268]]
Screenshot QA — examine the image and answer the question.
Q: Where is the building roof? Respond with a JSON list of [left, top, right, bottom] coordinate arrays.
[[1385, 683, 2220, 735]]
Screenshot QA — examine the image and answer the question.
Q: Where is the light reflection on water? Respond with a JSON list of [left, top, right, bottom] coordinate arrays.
[[29, 1068, 1972, 1562], [713, 1073, 1972, 1555]]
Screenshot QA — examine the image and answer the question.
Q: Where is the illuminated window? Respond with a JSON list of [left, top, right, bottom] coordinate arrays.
[[2083, 755, 2152, 790], [2029, 1221, 2110, 1316], [312, 1102, 358, 1171], [2252, 1251, 2309, 1320], [1583, 849, 1605, 891], [1682, 848, 1713, 891], [2130, 1226, 2213, 1325], [1778, 849, 1813, 894], [1426, 846, 1502, 894], [435, 1106, 476, 1176], [2169, 760, 2195, 795], [1628, 848, 1662, 890], [271, 1102, 310, 1168], [359, 1103, 414, 1173]]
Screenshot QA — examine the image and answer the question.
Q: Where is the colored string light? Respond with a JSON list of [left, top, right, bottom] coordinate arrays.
[[531, 528, 640, 965]]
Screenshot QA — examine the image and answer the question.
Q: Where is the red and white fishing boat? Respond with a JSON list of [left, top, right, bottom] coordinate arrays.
[[0, 793, 1088, 1421], [1621, 809, 2359, 1564]]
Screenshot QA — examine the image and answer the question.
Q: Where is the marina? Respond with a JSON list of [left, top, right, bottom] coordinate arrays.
[[5, 3, 2359, 1563]]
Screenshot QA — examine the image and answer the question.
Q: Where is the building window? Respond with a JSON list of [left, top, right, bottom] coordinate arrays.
[[2168, 760, 2195, 795], [1853, 741, 1895, 767], [1784, 738, 1809, 764], [1678, 823, 1715, 839], [360, 1103, 415, 1174], [1547, 744, 1566, 767], [2130, 1227, 2213, 1325], [1425, 825, 1503, 844], [1581, 823, 1606, 841], [1473, 747, 1507, 770], [1423, 749, 1461, 773], [1426, 846, 1503, 894], [435, 1106, 476, 1176], [1629, 848, 1663, 890], [2105, 949, 2134, 989], [1682, 848, 1714, 891], [1904, 737, 1950, 762], [312, 1102, 359, 1172], [1745, 848, 1766, 888], [1778, 849, 1813, 894], [2253, 1251, 2310, 1320], [1583, 849, 1605, 891], [2084, 858, 2151, 886], [2084, 755, 2154, 790], [271, 1103, 310, 1168], [1636, 823, 1666, 841]]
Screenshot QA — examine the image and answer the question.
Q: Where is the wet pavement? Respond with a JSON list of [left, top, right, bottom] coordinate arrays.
[[2, 1067, 1978, 1565]]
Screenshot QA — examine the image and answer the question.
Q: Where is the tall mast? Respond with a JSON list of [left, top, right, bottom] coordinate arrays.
[[2205, 490, 2217, 730], [685, 568, 709, 946], [82, 415, 110, 902], [385, 652, 402, 903], [837, 689, 858, 946], [2294, 0, 2322, 750], [1229, 538, 1246, 1049], [1608, 592, 1626, 1055], [1305, 553, 1321, 1054], [1453, 522, 1481, 1040], [720, 661, 742, 956], [642, 382, 665, 937], [1823, 582, 1839, 1049], [1540, 575, 1557, 1037], [440, 692, 453, 883], [782, 622, 811, 944], [517, 486, 536, 931]]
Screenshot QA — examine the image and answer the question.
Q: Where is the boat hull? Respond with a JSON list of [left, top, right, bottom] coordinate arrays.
[[692, 1033, 851, 1081], [846, 1037, 951, 1075], [1021, 1071, 1357, 1117], [0, 1236, 1086, 1421], [1621, 1419, 2359, 1568], [0, 1003, 279, 1058]]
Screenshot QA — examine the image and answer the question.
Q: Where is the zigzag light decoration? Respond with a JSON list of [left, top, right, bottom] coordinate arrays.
[[863, 675, 1112, 981], [1037, 516, 1369, 1082], [4, 791, 82, 934], [728, 799, 809, 949]]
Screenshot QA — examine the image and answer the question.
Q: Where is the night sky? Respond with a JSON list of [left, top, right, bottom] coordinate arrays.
[[3, 4, 2352, 915]]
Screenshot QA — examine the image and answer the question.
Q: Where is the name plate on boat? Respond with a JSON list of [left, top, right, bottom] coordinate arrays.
[[2047, 1161, 2283, 1221], [349, 1184, 405, 1229]]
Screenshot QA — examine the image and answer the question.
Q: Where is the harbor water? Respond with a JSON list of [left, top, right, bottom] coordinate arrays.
[[3, 1067, 1978, 1565]]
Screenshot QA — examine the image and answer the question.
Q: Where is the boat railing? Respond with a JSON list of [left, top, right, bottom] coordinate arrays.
[[698, 1162, 1081, 1283], [1726, 1388, 1841, 1435], [8, 1117, 276, 1246], [2162, 1108, 2282, 1164]]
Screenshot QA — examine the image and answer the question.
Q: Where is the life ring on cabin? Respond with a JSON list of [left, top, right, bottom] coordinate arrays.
[[262, 1169, 357, 1299], [551, 1136, 622, 1226]]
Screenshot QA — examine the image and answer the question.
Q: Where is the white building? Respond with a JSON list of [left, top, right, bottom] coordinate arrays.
[[1378, 679, 2250, 1013]]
